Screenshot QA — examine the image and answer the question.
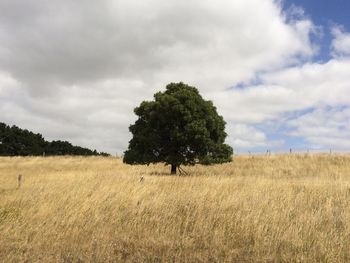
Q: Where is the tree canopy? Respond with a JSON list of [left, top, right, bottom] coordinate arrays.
[[123, 82, 233, 174], [0, 122, 109, 156]]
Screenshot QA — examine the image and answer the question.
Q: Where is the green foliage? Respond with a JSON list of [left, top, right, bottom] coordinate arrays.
[[0, 122, 109, 156], [124, 82, 233, 168]]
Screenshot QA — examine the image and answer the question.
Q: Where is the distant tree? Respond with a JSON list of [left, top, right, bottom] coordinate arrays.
[[0, 122, 108, 156], [100, 152, 111, 157], [123, 82, 233, 174]]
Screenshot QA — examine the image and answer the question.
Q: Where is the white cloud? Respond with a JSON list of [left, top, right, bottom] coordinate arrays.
[[0, 78, 149, 153], [0, 72, 21, 96], [227, 124, 267, 149], [3, 0, 350, 153], [226, 123, 283, 150], [0, 0, 316, 93], [261, 58, 350, 107], [206, 52, 350, 152], [287, 107, 350, 150], [331, 26, 350, 57], [211, 58, 350, 124]]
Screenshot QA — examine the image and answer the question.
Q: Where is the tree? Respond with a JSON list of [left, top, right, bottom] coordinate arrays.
[[0, 122, 110, 156], [123, 82, 233, 174]]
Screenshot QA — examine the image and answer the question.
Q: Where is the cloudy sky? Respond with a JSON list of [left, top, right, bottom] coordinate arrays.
[[1, 0, 350, 154]]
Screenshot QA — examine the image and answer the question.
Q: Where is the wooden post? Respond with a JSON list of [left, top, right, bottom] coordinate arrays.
[[18, 174, 22, 188]]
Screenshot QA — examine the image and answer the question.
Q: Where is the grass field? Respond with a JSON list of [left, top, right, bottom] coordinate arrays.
[[1, 154, 350, 262]]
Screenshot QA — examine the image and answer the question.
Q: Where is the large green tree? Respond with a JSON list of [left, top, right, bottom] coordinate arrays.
[[123, 82, 233, 174]]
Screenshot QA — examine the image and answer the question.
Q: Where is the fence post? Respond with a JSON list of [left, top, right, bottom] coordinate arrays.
[[18, 174, 22, 188]]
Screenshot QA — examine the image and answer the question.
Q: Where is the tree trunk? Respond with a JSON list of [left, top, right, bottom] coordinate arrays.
[[171, 164, 177, 175]]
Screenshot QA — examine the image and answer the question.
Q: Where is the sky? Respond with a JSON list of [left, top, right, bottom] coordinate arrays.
[[1, 0, 350, 154]]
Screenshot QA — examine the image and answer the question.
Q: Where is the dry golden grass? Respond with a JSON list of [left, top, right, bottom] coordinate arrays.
[[1, 154, 350, 262]]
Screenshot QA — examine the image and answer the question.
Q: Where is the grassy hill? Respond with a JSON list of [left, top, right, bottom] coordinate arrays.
[[1, 154, 350, 262]]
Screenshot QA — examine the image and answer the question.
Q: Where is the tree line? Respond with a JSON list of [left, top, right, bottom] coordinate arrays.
[[0, 122, 109, 156]]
